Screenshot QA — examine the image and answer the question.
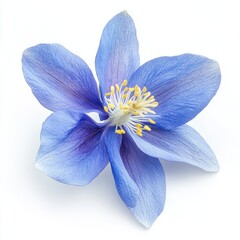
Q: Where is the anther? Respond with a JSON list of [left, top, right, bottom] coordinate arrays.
[[143, 92, 151, 98], [136, 131, 143, 137], [121, 129, 126, 134], [115, 84, 120, 92], [104, 106, 109, 112], [105, 92, 111, 97], [122, 80, 128, 86], [143, 125, 151, 131], [115, 129, 126, 134], [134, 91, 139, 97], [116, 129, 123, 134], [111, 86, 115, 95], [148, 96, 155, 101], [129, 87, 134, 92], [133, 111, 139, 116], [149, 119, 156, 124], [108, 103, 115, 109], [134, 85, 139, 92]]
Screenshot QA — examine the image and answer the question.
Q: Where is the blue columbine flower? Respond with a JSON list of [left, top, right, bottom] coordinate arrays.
[[22, 11, 221, 228]]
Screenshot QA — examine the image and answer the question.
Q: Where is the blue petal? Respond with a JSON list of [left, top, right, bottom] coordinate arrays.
[[95, 11, 140, 98], [22, 44, 104, 114], [121, 134, 166, 228], [129, 54, 221, 129], [129, 125, 219, 172], [103, 127, 139, 208], [36, 112, 108, 186]]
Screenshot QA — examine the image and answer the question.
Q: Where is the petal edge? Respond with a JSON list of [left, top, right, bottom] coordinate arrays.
[[36, 112, 108, 186], [128, 125, 219, 172], [95, 11, 140, 99], [129, 54, 221, 129], [121, 134, 166, 228], [22, 44, 104, 114]]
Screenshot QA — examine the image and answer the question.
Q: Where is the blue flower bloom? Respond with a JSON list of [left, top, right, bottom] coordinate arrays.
[[22, 11, 221, 228]]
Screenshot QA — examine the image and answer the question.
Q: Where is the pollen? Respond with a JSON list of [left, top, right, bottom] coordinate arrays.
[[143, 125, 151, 131], [115, 84, 120, 92], [110, 86, 115, 95], [104, 106, 109, 112], [103, 79, 158, 137], [149, 119, 156, 124], [108, 103, 115, 109], [122, 79, 128, 86]]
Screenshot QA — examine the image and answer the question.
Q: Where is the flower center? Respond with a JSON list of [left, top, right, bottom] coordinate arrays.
[[103, 80, 158, 137]]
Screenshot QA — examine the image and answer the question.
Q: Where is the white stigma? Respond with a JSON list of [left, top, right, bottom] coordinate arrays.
[[103, 80, 158, 137]]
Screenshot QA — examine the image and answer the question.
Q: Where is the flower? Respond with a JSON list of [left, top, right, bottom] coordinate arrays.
[[22, 11, 221, 228]]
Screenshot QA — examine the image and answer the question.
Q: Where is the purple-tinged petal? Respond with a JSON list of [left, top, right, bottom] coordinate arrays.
[[22, 44, 104, 114], [129, 125, 219, 172], [121, 134, 166, 228], [129, 54, 221, 129], [36, 112, 108, 186], [95, 11, 140, 98], [103, 127, 139, 208]]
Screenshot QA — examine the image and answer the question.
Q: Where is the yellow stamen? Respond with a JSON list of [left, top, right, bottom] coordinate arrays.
[[134, 91, 139, 97], [144, 125, 151, 131], [132, 111, 139, 116], [111, 86, 115, 95], [142, 86, 147, 93], [143, 92, 151, 98], [104, 81, 159, 137], [152, 102, 159, 107], [116, 129, 123, 134], [115, 129, 126, 134], [104, 106, 109, 112], [129, 87, 134, 92], [122, 80, 128, 86], [121, 129, 126, 134], [148, 96, 155, 101], [115, 84, 120, 92], [108, 103, 115, 109], [134, 85, 139, 92], [149, 119, 156, 124], [105, 92, 111, 97], [137, 127, 142, 132], [136, 131, 143, 137]]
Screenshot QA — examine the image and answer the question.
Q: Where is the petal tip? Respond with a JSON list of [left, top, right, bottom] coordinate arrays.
[[122, 10, 129, 16], [140, 220, 154, 229], [134, 209, 163, 229], [22, 47, 32, 63], [200, 156, 220, 173], [34, 160, 43, 171], [208, 161, 220, 173], [22, 48, 28, 57]]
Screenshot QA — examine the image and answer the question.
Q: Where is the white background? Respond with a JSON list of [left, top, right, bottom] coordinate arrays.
[[1, 0, 240, 239]]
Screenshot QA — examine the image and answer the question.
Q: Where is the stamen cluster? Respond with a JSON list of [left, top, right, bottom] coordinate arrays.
[[104, 80, 158, 137]]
